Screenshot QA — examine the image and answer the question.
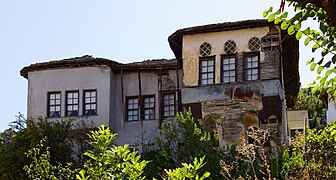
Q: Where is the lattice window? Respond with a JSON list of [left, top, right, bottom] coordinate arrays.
[[224, 40, 236, 54], [248, 37, 261, 52], [200, 42, 212, 57]]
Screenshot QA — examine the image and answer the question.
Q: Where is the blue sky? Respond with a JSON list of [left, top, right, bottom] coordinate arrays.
[[0, 0, 317, 131]]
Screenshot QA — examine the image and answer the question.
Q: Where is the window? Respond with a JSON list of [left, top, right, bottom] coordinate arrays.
[[221, 56, 236, 83], [66, 91, 79, 116], [199, 57, 215, 85], [143, 96, 155, 120], [84, 90, 97, 115], [224, 40, 236, 54], [200, 42, 212, 57], [244, 53, 259, 81], [127, 97, 139, 121], [248, 37, 261, 52], [163, 93, 175, 118], [48, 92, 61, 118]]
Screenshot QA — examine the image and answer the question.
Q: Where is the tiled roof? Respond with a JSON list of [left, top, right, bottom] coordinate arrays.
[[20, 55, 179, 78]]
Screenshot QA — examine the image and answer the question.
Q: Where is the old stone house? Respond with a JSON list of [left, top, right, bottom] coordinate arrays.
[[20, 19, 299, 149]]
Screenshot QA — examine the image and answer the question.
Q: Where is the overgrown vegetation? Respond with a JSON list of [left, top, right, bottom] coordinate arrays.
[[264, 0, 336, 98], [1, 110, 336, 179]]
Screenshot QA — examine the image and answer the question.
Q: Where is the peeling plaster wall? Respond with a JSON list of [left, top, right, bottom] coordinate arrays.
[[27, 66, 111, 127], [182, 26, 269, 86]]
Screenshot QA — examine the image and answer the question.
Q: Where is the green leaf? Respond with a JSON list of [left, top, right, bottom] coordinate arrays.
[[312, 43, 319, 52], [326, 70, 333, 77], [288, 25, 295, 35], [274, 17, 282, 24], [304, 37, 312, 46], [332, 55, 336, 63], [321, 49, 329, 57], [281, 12, 288, 19], [310, 63, 317, 71], [268, 14, 275, 22], [317, 66, 324, 74], [281, 21, 289, 30], [263, 10, 268, 18], [324, 61, 331, 68], [296, 31, 303, 40]]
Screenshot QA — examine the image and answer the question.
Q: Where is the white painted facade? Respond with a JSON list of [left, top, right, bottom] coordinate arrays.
[[27, 66, 112, 128]]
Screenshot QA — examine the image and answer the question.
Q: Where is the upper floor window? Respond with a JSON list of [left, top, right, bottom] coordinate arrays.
[[221, 55, 236, 83], [48, 92, 61, 118], [144, 95, 155, 120], [244, 53, 259, 81], [248, 37, 261, 52], [163, 93, 175, 118], [200, 42, 212, 57], [127, 97, 139, 121], [199, 57, 215, 85], [224, 40, 237, 54], [84, 90, 97, 115], [66, 91, 79, 117]]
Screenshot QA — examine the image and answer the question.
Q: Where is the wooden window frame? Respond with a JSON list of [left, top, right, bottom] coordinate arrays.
[[220, 54, 237, 83], [83, 89, 97, 116], [47, 91, 61, 118], [143, 95, 155, 120], [126, 96, 139, 121], [65, 91, 79, 117], [243, 52, 260, 81], [199, 56, 215, 85], [163, 93, 176, 118]]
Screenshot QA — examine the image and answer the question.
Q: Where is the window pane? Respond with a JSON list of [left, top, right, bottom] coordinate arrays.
[[50, 100, 55, 105], [55, 93, 60, 99], [55, 106, 60, 111], [56, 100, 61, 105], [223, 59, 229, 65], [201, 61, 207, 66], [252, 69, 258, 74], [85, 98, 91, 103], [68, 93, 72, 98], [50, 94, 55, 99], [73, 99, 78, 104], [202, 67, 207, 72], [230, 77, 235, 82], [67, 99, 72, 104], [230, 64, 235, 70], [208, 60, 214, 66], [91, 104, 96, 110]]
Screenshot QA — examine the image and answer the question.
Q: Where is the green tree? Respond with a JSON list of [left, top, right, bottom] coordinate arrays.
[[294, 87, 326, 127], [0, 115, 74, 179], [264, 0, 336, 97], [142, 111, 224, 179], [77, 125, 148, 180], [282, 121, 336, 179]]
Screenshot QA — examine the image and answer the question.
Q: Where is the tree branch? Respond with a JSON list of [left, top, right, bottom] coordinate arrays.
[[289, 0, 336, 25]]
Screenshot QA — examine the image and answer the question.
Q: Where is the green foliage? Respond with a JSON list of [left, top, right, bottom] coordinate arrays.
[[78, 125, 148, 180], [282, 121, 336, 179], [294, 88, 326, 127], [24, 139, 75, 180], [0, 115, 74, 179], [264, 2, 336, 98], [142, 111, 224, 179], [162, 156, 210, 180]]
